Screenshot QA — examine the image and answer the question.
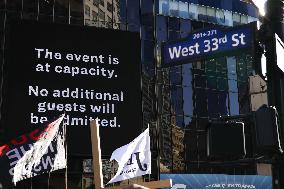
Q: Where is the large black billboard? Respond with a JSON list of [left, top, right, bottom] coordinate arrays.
[[1, 21, 142, 156]]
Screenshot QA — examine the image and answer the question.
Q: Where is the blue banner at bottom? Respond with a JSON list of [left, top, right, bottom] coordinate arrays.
[[160, 174, 272, 189]]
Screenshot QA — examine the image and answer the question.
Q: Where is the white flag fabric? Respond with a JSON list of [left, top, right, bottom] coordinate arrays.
[[107, 128, 151, 184], [13, 114, 66, 185]]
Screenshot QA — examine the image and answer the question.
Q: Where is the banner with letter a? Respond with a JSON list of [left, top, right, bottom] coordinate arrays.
[[107, 128, 151, 184], [0, 114, 66, 187]]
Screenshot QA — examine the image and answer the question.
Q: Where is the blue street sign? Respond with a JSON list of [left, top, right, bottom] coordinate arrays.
[[162, 23, 256, 67]]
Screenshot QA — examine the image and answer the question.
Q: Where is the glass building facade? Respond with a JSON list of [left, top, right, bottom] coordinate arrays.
[[0, 0, 260, 188]]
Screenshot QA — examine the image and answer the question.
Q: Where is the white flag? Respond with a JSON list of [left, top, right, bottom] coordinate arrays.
[[107, 128, 151, 184], [13, 114, 66, 185]]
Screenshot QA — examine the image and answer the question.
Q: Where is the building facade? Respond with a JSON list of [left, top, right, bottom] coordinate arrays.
[[0, 0, 260, 188]]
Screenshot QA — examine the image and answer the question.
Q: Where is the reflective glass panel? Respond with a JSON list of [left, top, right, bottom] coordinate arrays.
[[241, 15, 248, 24], [216, 9, 225, 25], [188, 3, 198, 20], [159, 0, 169, 16], [233, 13, 241, 26], [197, 6, 207, 21], [169, 0, 179, 17], [127, 0, 140, 25], [179, 1, 189, 19], [207, 7, 216, 23], [229, 92, 239, 115], [224, 10, 233, 26]]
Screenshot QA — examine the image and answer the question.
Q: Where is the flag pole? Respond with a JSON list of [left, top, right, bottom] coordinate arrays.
[[90, 120, 104, 189], [30, 176, 33, 189], [90, 121, 172, 189], [64, 118, 68, 189], [48, 172, 50, 189]]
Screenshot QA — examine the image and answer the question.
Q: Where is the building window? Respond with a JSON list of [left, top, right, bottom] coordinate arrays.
[[233, 13, 241, 26], [227, 56, 239, 115], [169, 0, 179, 17], [99, 0, 104, 7], [98, 8, 105, 21], [224, 10, 233, 26], [85, 5, 90, 17], [179, 1, 189, 19], [92, 10, 98, 21], [127, 0, 140, 25], [197, 6, 207, 21], [207, 7, 216, 23], [188, 3, 198, 20], [93, 0, 99, 6], [216, 9, 225, 25], [107, 2, 113, 12], [159, 0, 169, 15], [241, 15, 248, 24]]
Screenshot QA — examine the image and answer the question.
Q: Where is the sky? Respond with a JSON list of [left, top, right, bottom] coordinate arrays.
[[252, 0, 267, 15]]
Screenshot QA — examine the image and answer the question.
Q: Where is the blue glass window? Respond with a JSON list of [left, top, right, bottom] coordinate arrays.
[[179, 1, 189, 19], [194, 74, 206, 88], [169, 30, 180, 40], [128, 24, 139, 32], [142, 40, 154, 62], [156, 15, 167, 31], [180, 19, 191, 38], [207, 76, 217, 90], [221, 0, 232, 11], [157, 29, 167, 43], [199, 0, 221, 8], [127, 0, 140, 25], [183, 64, 194, 117], [197, 6, 207, 22], [182, 63, 193, 87], [170, 66, 182, 85], [224, 10, 233, 26], [216, 57, 227, 74], [247, 3, 259, 17], [195, 88, 208, 117], [142, 26, 154, 40], [180, 19, 191, 33], [217, 78, 228, 91], [206, 59, 216, 72], [228, 79, 238, 92], [168, 17, 179, 31], [233, 0, 247, 15], [227, 57, 237, 80], [218, 91, 229, 115], [141, 0, 154, 27], [188, 3, 198, 20], [159, 0, 169, 16], [171, 86, 183, 115], [169, 0, 179, 17], [241, 15, 248, 24], [184, 115, 193, 126], [191, 21, 203, 32], [229, 92, 239, 115], [233, 13, 241, 26], [207, 7, 216, 23], [208, 91, 219, 118], [216, 9, 225, 25], [248, 16, 258, 23]]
